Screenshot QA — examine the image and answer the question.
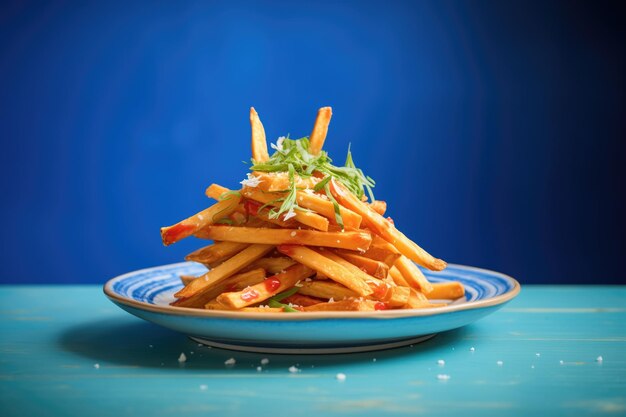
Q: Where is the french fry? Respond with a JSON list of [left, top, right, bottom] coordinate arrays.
[[281, 293, 324, 307], [318, 250, 393, 301], [426, 281, 465, 300], [332, 250, 389, 279], [251, 171, 321, 192], [388, 265, 410, 287], [195, 226, 372, 251], [299, 280, 358, 300], [329, 179, 446, 271], [241, 187, 330, 231], [294, 190, 362, 229], [205, 183, 233, 200], [243, 199, 299, 229], [277, 245, 373, 296], [173, 268, 266, 308], [250, 107, 269, 162], [361, 235, 401, 266], [303, 299, 378, 312], [175, 244, 274, 299], [309, 107, 332, 155], [369, 200, 387, 216], [216, 264, 313, 309], [243, 256, 296, 274], [180, 275, 196, 286], [185, 241, 250, 265], [394, 255, 434, 294], [160, 193, 242, 246], [384, 285, 411, 307]]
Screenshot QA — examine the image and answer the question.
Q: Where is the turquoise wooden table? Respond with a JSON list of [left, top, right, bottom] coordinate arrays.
[[1, 285, 625, 417]]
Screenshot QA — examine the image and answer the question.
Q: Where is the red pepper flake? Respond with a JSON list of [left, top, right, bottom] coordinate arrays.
[[374, 302, 389, 311], [240, 288, 260, 302], [264, 277, 281, 292]]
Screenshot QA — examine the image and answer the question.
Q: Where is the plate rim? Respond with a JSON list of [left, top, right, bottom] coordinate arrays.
[[103, 262, 520, 321]]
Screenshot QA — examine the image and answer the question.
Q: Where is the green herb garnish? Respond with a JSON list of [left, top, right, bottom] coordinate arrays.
[[266, 286, 301, 313], [250, 137, 375, 228]]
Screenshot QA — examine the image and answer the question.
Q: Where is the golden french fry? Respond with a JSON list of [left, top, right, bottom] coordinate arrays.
[[185, 241, 250, 264], [205, 183, 232, 200], [180, 275, 197, 286], [251, 171, 321, 192], [309, 107, 332, 155], [281, 293, 323, 307], [361, 235, 401, 266], [195, 226, 372, 251], [216, 264, 313, 309], [394, 255, 434, 294], [243, 256, 296, 274], [369, 200, 387, 216], [333, 250, 389, 279], [241, 187, 330, 231], [277, 245, 373, 296], [384, 285, 411, 307], [175, 244, 273, 299], [303, 298, 379, 312], [329, 179, 446, 271], [250, 107, 269, 162], [299, 280, 358, 300], [426, 281, 465, 300], [173, 268, 266, 308], [388, 265, 410, 287], [160, 193, 242, 246]]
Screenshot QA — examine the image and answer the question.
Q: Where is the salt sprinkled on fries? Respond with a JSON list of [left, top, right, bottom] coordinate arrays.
[[160, 107, 463, 313]]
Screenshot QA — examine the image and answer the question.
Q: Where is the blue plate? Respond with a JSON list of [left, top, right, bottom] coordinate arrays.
[[104, 262, 520, 354]]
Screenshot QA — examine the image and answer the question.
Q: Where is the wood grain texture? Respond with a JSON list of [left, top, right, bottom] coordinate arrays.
[[0, 285, 625, 417]]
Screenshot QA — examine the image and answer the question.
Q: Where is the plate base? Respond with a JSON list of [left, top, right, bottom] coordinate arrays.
[[189, 334, 437, 354]]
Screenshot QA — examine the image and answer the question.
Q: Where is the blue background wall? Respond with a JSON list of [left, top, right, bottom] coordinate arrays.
[[1, 0, 624, 284]]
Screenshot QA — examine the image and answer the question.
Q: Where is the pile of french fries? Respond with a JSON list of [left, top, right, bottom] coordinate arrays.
[[160, 107, 464, 312]]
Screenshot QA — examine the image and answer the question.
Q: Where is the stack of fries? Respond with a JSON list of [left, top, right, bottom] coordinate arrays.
[[161, 107, 464, 312]]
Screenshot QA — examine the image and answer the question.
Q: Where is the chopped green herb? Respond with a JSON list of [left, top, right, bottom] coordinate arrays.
[[267, 299, 299, 313], [250, 137, 375, 228]]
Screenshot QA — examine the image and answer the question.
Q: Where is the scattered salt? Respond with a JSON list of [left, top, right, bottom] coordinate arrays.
[[373, 358, 377, 362], [256, 366, 262, 372], [531, 365, 535, 369], [470, 347, 475, 352], [240, 173, 262, 188], [200, 384, 208, 390], [536, 353, 541, 357], [559, 360, 564, 365], [94, 363, 100, 369], [178, 353, 187, 363], [437, 359, 445, 366], [596, 356, 603, 363], [437, 374, 451, 381], [290, 231, 297, 237], [224, 357, 236, 366], [289, 366, 300, 373], [261, 358, 269, 365], [497, 360, 504, 366], [328, 297, 335, 303], [336, 373, 346, 381]]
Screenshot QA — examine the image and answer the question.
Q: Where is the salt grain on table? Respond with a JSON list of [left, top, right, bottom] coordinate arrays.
[[224, 358, 236, 366], [178, 353, 187, 363], [336, 373, 346, 381]]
